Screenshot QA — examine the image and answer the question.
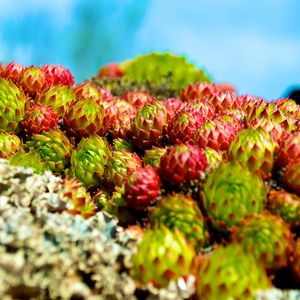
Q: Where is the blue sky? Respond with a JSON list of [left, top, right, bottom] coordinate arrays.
[[0, 0, 300, 99]]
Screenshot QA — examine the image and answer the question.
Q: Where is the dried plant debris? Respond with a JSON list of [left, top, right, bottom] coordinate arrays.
[[0, 160, 194, 299]]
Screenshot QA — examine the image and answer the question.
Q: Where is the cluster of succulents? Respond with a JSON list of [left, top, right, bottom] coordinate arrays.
[[0, 53, 300, 299]]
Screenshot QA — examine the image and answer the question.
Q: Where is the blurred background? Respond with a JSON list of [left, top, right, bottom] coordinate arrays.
[[0, 0, 299, 99]]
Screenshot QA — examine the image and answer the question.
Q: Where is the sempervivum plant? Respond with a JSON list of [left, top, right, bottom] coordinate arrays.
[[104, 150, 142, 187], [274, 98, 300, 120], [208, 91, 243, 113], [0, 130, 21, 159], [74, 81, 112, 101], [36, 85, 76, 117], [19, 66, 52, 97], [150, 193, 209, 249], [276, 132, 300, 169], [10, 149, 49, 173], [196, 244, 270, 300], [180, 82, 219, 102], [63, 97, 108, 138], [159, 144, 208, 186], [202, 147, 223, 170], [183, 98, 216, 119], [162, 98, 184, 122], [143, 146, 166, 168], [202, 161, 267, 232], [121, 90, 153, 109], [194, 118, 237, 151], [268, 189, 300, 229], [104, 98, 136, 139], [124, 166, 161, 210], [0, 78, 26, 132], [228, 127, 277, 179], [24, 129, 73, 173], [2, 62, 26, 83], [71, 135, 111, 187], [231, 212, 293, 270], [21, 104, 59, 134], [284, 160, 300, 195], [132, 226, 195, 288], [131, 100, 168, 150], [167, 110, 206, 144], [41, 64, 75, 86], [62, 177, 96, 219]]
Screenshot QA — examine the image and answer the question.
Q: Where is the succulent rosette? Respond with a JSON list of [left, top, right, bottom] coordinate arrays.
[[112, 138, 133, 152], [131, 100, 168, 150], [2, 62, 26, 83], [268, 189, 300, 229], [208, 90, 243, 113], [231, 212, 293, 270], [104, 150, 142, 187], [143, 146, 166, 168], [74, 81, 112, 101], [228, 127, 277, 179], [71, 135, 111, 187], [121, 90, 153, 109], [276, 132, 300, 169], [132, 226, 195, 288], [183, 98, 216, 119], [0, 78, 26, 132], [124, 166, 160, 210], [41, 64, 75, 86], [36, 85, 76, 117], [202, 161, 267, 232], [63, 97, 108, 138], [162, 98, 184, 122], [21, 104, 59, 134], [25, 129, 73, 173], [274, 98, 300, 120], [180, 82, 219, 102], [167, 110, 206, 144], [10, 149, 49, 173], [19, 66, 52, 97], [0, 130, 22, 159], [150, 193, 209, 248], [62, 177, 96, 218], [196, 244, 270, 300], [159, 144, 208, 186], [194, 119, 237, 151]]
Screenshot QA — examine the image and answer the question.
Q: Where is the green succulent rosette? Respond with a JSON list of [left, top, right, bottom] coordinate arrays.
[[0, 130, 22, 159], [150, 193, 209, 249], [131, 101, 168, 150], [93, 53, 211, 99], [0, 78, 25, 132], [112, 138, 133, 152], [143, 147, 167, 168], [24, 129, 73, 173], [203, 161, 267, 232], [228, 127, 277, 179], [122, 53, 211, 91], [132, 226, 195, 288], [10, 150, 49, 173], [36, 85, 76, 117], [71, 135, 111, 187], [196, 244, 270, 300], [232, 212, 293, 270], [104, 150, 142, 187]]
